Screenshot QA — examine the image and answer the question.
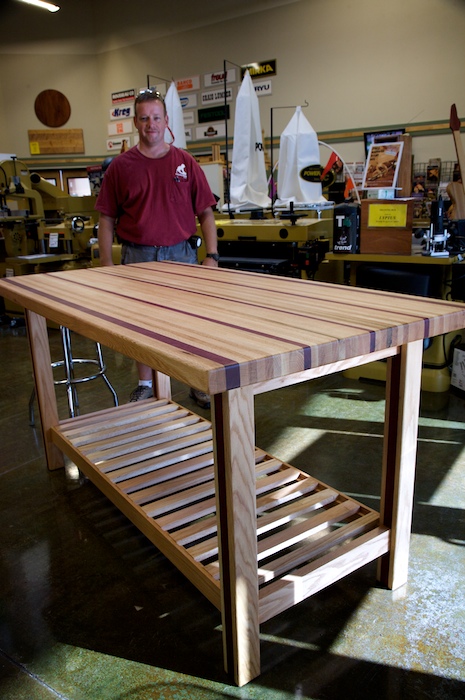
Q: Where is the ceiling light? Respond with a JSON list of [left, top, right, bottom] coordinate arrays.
[[17, 0, 60, 12]]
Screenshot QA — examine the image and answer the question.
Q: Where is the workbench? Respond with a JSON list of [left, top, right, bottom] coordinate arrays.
[[325, 251, 463, 293], [325, 251, 465, 392], [1, 262, 464, 686]]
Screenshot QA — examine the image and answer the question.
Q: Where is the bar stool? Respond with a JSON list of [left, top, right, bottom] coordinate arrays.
[[29, 326, 118, 425]]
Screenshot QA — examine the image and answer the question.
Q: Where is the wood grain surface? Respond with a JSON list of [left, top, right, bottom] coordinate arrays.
[[34, 89, 71, 128], [1, 261, 464, 394]]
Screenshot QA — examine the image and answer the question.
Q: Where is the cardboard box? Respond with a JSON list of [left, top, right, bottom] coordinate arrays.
[[360, 198, 413, 254]]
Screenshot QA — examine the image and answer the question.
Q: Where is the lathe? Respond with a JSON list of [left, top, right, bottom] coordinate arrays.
[[0, 157, 97, 315]]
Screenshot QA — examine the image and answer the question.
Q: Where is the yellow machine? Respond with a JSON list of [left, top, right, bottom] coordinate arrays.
[[198, 207, 334, 279], [0, 157, 98, 314], [0, 158, 97, 268]]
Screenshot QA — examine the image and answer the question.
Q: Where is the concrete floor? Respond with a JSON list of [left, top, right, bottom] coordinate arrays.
[[0, 320, 464, 699]]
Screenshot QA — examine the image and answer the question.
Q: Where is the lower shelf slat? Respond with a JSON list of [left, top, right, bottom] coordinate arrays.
[[52, 398, 386, 622]]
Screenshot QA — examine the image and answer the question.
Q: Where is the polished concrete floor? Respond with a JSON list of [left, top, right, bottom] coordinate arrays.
[[0, 319, 464, 699]]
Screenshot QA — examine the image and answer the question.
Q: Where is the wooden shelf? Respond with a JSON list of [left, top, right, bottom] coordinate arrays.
[[51, 397, 389, 624]]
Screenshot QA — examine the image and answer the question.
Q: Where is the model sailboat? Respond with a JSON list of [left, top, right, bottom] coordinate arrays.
[[164, 81, 187, 149], [227, 70, 271, 211], [275, 106, 327, 208]]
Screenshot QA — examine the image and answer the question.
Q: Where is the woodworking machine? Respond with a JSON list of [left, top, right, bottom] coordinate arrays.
[[0, 158, 97, 261]]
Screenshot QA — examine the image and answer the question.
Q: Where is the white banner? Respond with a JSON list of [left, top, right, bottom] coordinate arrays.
[[183, 111, 194, 125]]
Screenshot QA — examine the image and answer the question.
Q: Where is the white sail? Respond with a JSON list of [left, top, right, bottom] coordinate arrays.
[[228, 70, 271, 210], [276, 106, 326, 206], [164, 81, 187, 150]]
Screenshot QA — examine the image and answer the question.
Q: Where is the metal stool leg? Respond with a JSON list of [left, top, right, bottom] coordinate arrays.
[[95, 341, 119, 408], [29, 327, 118, 425], [61, 326, 80, 418]]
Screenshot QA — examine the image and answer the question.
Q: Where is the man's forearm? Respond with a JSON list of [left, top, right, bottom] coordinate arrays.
[[97, 214, 116, 266], [198, 207, 218, 255]]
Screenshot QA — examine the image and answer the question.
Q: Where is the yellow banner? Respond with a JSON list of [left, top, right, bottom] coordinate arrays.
[[367, 203, 408, 228]]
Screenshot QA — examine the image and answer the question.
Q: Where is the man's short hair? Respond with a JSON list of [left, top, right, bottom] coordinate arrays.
[[135, 89, 166, 115]]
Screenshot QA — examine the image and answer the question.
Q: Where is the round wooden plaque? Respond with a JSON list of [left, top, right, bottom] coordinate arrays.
[[34, 89, 71, 128]]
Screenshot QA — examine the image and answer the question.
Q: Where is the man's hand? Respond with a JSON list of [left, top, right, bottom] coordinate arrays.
[[201, 256, 219, 268]]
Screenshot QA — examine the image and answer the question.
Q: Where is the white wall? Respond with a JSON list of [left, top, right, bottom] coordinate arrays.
[[1, 0, 464, 167]]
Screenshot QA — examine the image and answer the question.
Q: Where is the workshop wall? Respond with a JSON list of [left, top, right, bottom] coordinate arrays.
[[0, 0, 464, 165]]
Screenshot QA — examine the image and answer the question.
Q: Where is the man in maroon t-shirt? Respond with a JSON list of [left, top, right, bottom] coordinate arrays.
[[95, 90, 219, 408]]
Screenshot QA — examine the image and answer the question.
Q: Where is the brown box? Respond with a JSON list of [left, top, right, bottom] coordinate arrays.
[[360, 198, 413, 254]]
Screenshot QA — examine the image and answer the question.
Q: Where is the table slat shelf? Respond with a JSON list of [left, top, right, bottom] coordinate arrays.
[[51, 396, 388, 627]]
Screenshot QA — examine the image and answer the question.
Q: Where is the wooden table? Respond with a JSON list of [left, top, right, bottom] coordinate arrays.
[[1, 261, 464, 686]]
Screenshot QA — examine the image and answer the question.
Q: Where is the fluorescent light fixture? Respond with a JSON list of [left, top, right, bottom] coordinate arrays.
[[17, 0, 60, 12]]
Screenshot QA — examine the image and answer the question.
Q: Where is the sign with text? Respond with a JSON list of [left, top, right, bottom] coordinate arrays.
[[28, 129, 84, 155], [253, 79, 273, 97], [110, 104, 134, 120], [241, 60, 277, 80], [176, 75, 200, 92], [180, 93, 198, 109], [201, 87, 233, 106], [198, 105, 230, 124], [108, 119, 133, 136], [203, 69, 236, 88], [111, 89, 135, 104], [195, 123, 226, 140], [107, 137, 131, 152]]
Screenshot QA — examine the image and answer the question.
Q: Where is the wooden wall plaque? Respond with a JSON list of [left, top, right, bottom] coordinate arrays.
[[34, 90, 71, 128], [28, 129, 85, 155]]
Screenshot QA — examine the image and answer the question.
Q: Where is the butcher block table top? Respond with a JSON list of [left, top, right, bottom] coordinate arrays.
[[1, 260, 464, 392], [1, 261, 464, 688]]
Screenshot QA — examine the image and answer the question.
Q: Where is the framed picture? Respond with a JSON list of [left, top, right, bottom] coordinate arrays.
[[363, 128, 405, 157], [362, 142, 404, 190]]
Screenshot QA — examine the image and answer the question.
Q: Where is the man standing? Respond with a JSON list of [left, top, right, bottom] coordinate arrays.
[[96, 89, 219, 408]]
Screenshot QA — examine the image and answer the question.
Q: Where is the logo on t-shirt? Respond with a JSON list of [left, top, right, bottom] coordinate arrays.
[[174, 164, 187, 181]]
